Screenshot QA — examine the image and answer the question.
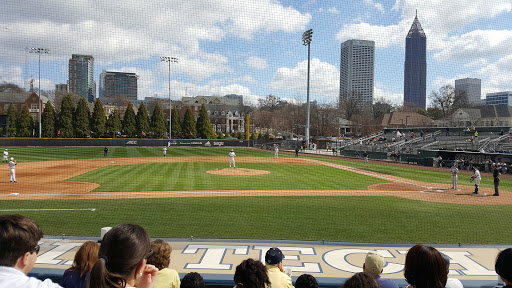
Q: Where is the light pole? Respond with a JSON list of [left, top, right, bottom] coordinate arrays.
[[29, 47, 49, 138], [160, 56, 178, 139], [302, 29, 312, 148]]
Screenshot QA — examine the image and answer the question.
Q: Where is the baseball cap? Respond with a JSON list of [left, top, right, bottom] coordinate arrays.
[[265, 247, 284, 265], [364, 252, 384, 277], [10, 157, 14, 160]]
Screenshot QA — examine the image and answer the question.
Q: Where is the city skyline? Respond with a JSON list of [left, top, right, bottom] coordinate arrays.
[[1, 0, 511, 107]]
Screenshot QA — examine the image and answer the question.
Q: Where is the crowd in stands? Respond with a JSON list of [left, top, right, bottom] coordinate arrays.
[[1, 214, 511, 288]]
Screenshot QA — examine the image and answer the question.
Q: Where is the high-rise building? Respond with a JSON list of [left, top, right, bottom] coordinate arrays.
[[486, 91, 512, 106], [339, 39, 375, 107], [99, 70, 138, 104], [68, 54, 96, 102], [404, 12, 427, 109], [455, 78, 482, 104]]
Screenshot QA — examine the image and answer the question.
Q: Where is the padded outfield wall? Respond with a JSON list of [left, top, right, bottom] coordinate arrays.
[[0, 138, 254, 147]]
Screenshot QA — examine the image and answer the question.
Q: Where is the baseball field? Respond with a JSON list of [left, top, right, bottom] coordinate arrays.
[[1, 146, 511, 244]]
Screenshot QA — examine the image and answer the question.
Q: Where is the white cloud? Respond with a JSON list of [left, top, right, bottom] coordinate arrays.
[[373, 83, 403, 105], [246, 56, 267, 69], [336, 22, 406, 48], [364, 0, 385, 13], [270, 58, 339, 100], [328, 7, 340, 14], [477, 55, 512, 90]]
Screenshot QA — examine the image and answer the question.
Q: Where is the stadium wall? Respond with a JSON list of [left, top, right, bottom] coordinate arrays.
[[0, 138, 253, 147]]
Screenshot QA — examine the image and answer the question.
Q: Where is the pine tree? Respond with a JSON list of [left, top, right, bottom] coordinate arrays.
[[59, 94, 74, 138], [181, 107, 196, 139], [123, 102, 137, 137], [171, 107, 182, 139], [74, 97, 91, 138], [7, 104, 17, 136], [136, 102, 150, 137], [106, 110, 122, 138], [150, 103, 167, 138], [196, 104, 214, 139], [91, 98, 106, 137], [17, 105, 34, 137], [41, 101, 56, 137]]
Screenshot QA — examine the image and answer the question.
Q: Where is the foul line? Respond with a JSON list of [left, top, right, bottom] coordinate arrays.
[[0, 208, 96, 212]]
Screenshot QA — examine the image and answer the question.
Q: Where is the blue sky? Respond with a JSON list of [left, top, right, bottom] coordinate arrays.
[[1, 0, 511, 106]]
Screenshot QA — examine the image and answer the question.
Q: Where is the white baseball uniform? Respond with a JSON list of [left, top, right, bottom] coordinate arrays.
[[450, 166, 458, 189], [3, 150, 8, 162], [9, 160, 17, 182], [274, 147, 279, 159], [163, 147, 167, 157], [228, 151, 236, 168]]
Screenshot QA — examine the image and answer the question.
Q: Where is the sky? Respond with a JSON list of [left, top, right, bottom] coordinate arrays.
[[1, 0, 511, 107]]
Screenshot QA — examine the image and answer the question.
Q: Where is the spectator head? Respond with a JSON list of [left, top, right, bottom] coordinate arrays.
[[404, 244, 447, 288], [68, 241, 100, 278], [342, 272, 378, 288], [441, 253, 451, 274], [146, 239, 172, 270], [181, 272, 205, 288], [88, 223, 151, 288], [0, 214, 43, 274], [295, 274, 319, 288], [234, 258, 271, 288], [495, 248, 512, 285], [363, 252, 384, 277], [265, 247, 284, 266]]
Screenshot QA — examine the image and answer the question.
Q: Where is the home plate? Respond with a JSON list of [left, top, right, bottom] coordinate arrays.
[[10, 193, 19, 196], [436, 190, 443, 192]]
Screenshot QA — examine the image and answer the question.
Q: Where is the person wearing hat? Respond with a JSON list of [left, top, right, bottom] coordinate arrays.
[[450, 163, 458, 190], [265, 247, 293, 288], [470, 167, 481, 195], [492, 163, 501, 196], [3, 149, 8, 163], [9, 157, 17, 183], [228, 149, 236, 168], [363, 252, 398, 288]]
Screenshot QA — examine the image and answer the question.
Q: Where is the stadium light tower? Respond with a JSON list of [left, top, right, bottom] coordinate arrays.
[[302, 29, 312, 148], [160, 56, 178, 139], [29, 48, 49, 138]]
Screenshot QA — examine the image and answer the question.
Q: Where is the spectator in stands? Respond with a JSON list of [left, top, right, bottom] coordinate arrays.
[[0, 214, 62, 288], [441, 253, 463, 288], [88, 223, 158, 288], [495, 248, 512, 288], [234, 258, 271, 288], [265, 247, 293, 288], [61, 240, 100, 288], [404, 244, 447, 288], [362, 252, 398, 288], [181, 272, 204, 288], [146, 239, 180, 288], [343, 272, 378, 288], [295, 274, 318, 288]]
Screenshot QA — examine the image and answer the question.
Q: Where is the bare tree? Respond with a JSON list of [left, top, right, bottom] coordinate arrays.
[[429, 85, 470, 118]]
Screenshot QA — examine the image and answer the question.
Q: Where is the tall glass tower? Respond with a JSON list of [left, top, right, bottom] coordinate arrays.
[[69, 54, 96, 102], [404, 12, 426, 109]]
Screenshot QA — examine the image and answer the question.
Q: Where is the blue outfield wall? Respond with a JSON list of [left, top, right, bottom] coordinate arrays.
[[0, 138, 253, 147]]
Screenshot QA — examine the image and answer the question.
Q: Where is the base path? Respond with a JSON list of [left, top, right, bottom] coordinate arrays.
[[1, 156, 510, 205]]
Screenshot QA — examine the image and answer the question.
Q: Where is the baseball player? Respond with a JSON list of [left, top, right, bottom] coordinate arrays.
[[274, 145, 279, 159], [3, 149, 8, 163], [450, 162, 458, 189], [363, 151, 368, 164], [470, 167, 481, 195], [9, 157, 17, 182], [163, 147, 167, 157], [228, 149, 236, 168]]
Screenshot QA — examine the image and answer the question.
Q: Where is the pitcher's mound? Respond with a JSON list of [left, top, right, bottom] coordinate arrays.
[[207, 168, 270, 176]]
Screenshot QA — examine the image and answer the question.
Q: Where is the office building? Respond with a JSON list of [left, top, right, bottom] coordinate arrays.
[[486, 91, 512, 106], [69, 54, 96, 102], [404, 12, 427, 109], [339, 39, 375, 107], [99, 71, 138, 104], [455, 78, 482, 104]]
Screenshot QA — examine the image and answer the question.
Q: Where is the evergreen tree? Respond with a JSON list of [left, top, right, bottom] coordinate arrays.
[[136, 102, 150, 137], [7, 104, 17, 136], [217, 131, 224, 139], [181, 107, 196, 139], [17, 105, 34, 137], [123, 102, 137, 137], [74, 97, 91, 138], [59, 94, 74, 137], [106, 110, 122, 138], [170, 107, 182, 139], [150, 103, 167, 138], [196, 104, 214, 139], [91, 98, 106, 137], [41, 101, 56, 137]]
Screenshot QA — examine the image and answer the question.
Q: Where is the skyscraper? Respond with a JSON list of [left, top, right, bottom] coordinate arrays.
[[69, 54, 96, 102], [99, 70, 138, 104], [339, 39, 375, 107], [455, 78, 482, 104], [404, 12, 426, 109]]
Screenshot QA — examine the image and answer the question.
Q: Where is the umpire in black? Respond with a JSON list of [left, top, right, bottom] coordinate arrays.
[[493, 163, 501, 196]]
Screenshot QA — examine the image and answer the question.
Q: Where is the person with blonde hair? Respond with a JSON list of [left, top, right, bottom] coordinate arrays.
[[61, 241, 100, 288], [145, 239, 180, 288]]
